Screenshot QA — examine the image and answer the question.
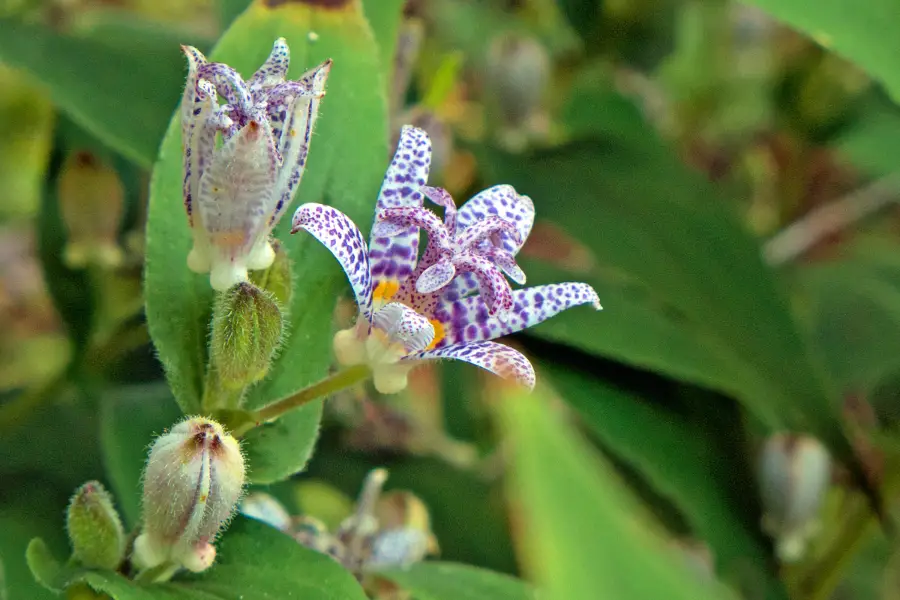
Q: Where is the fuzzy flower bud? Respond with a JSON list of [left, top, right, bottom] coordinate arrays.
[[134, 417, 245, 573], [485, 32, 550, 129], [66, 481, 126, 570], [211, 282, 284, 390], [58, 151, 124, 269], [758, 433, 832, 562]]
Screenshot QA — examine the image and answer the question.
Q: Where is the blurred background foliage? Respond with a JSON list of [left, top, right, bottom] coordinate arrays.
[[3, 0, 900, 599]]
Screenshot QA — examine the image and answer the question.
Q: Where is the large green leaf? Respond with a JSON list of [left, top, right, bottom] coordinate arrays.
[[35, 518, 368, 600], [100, 384, 182, 526], [375, 562, 536, 600], [498, 384, 736, 600], [145, 0, 389, 481], [739, 0, 900, 103], [477, 124, 846, 449], [0, 18, 184, 166], [361, 0, 406, 90], [544, 364, 787, 599]]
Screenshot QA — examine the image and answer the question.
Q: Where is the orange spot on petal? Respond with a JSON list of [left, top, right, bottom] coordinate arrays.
[[427, 319, 445, 350]]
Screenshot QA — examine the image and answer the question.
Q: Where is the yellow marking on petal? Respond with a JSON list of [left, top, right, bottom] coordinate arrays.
[[210, 230, 248, 249], [426, 319, 445, 351], [373, 279, 400, 303]]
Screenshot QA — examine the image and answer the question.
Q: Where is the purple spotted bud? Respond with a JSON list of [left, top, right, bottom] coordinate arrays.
[[210, 282, 284, 391], [66, 481, 125, 570], [133, 417, 245, 573], [57, 151, 124, 269], [758, 433, 832, 562]]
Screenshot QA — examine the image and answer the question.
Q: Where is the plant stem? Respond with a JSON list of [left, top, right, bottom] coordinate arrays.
[[235, 364, 371, 436], [134, 561, 180, 583]]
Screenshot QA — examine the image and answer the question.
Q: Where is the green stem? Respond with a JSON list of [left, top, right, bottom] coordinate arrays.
[[234, 364, 371, 436]]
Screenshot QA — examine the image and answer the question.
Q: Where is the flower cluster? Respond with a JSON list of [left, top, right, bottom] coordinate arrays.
[[292, 125, 601, 393], [180, 39, 331, 290]]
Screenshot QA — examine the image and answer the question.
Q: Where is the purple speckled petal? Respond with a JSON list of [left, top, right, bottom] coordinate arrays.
[[369, 126, 432, 286], [430, 282, 602, 347], [197, 62, 255, 122], [488, 247, 526, 285], [268, 60, 331, 227], [196, 119, 279, 259], [412, 341, 535, 390], [423, 186, 457, 232], [181, 46, 215, 226], [376, 207, 451, 254], [452, 253, 514, 316], [416, 260, 456, 293], [374, 302, 435, 355], [456, 185, 534, 255], [454, 215, 521, 251], [249, 38, 290, 93], [291, 203, 373, 322]]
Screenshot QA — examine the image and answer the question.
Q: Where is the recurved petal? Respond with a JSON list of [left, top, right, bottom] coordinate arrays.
[[413, 340, 535, 390], [452, 253, 514, 316], [456, 185, 534, 255], [197, 62, 254, 120], [423, 186, 457, 232], [249, 38, 290, 92], [430, 282, 601, 347], [454, 215, 521, 251], [291, 203, 374, 321], [415, 260, 456, 294], [370, 126, 432, 285], [375, 207, 452, 254]]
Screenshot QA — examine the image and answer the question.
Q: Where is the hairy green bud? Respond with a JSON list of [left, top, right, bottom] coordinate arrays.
[[134, 417, 246, 573], [211, 282, 284, 390], [66, 481, 125, 570]]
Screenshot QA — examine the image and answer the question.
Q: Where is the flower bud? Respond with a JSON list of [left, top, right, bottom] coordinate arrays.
[[211, 282, 284, 390], [249, 239, 293, 308], [66, 481, 125, 570], [484, 32, 550, 130], [367, 490, 438, 569], [57, 151, 124, 269], [134, 417, 245, 573], [758, 433, 832, 562]]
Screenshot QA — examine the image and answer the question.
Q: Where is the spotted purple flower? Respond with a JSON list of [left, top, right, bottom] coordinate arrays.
[[181, 39, 331, 291], [291, 126, 601, 393]]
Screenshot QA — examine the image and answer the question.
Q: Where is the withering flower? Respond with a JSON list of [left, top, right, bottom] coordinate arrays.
[[180, 39, 331, 290], [292, 126, 600, 394]]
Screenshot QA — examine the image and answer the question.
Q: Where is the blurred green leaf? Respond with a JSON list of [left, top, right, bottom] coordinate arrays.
[[145, 0, 388, 481], [544, 363, 787, 599], [797, 239, 900, 394], [0, 18, 184, 166], [25, 538, 64, 593], [362, 0, 406, 90], [100, 384, 182, 526], [40, 518, 368, 600], [375, 562, 536, 600], [242, 402, 323, 484], [833, 96, 900, 177], [740, 0, 900, 103], [498, 383, 736, 600], [478, 129, 848, 449]]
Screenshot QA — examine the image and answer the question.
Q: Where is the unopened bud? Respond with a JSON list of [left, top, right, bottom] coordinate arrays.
[[240, 492, 292, 532], [66, 481, 125, 570], [57, 151, 124, 269], [249, 239, 292, 308], [134, 417, 245, 573], [367, 490, 438, 569], [758, 433, 832, 562], [211, 282, 284, 390], [485, 32, 550, 130]]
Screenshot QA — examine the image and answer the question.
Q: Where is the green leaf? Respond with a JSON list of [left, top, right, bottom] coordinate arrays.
[[477, 128, 846, 448], [375, 562, 536, 600], [242, 401, 322, 484], [144, 0, 389, 481], [0, 18, 184, 166], [739, 0, 900, 103], [833, 95, 900, 177], [498, 384, 736, 600], [25, 539, 64, 593], [100, 384, 182, 526], [361, 0, 406, 91], [544, 364, 788, 599], [62, 518, 368, 600]]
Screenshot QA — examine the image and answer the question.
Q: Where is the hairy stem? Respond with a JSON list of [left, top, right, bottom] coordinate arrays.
[[233, 364, 371, 436]]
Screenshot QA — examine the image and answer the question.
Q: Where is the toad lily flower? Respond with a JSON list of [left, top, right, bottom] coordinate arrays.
[[291, 126, 600, 393], [181, 39, 331, 290]]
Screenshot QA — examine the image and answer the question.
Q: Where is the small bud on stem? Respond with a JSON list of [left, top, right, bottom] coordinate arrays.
[[66, 481, 126, 570]]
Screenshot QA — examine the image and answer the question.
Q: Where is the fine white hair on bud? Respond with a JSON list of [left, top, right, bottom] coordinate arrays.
[[133, 416, 246, 573]]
